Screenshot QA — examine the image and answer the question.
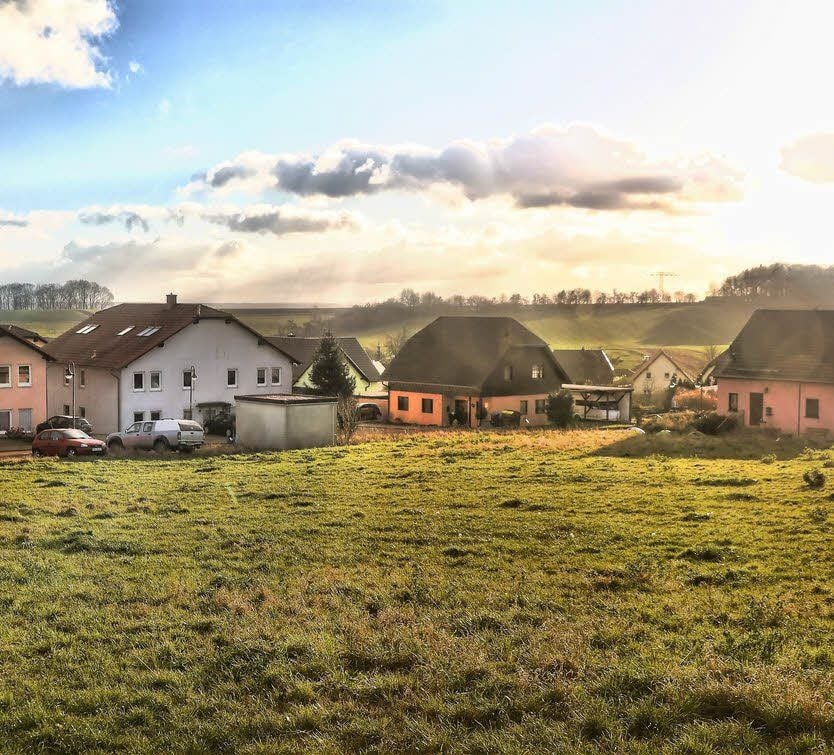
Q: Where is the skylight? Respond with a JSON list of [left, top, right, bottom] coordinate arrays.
[[137, 326, 161, 337], [116, 326, 134, 336], [76, 324, 99, 334]]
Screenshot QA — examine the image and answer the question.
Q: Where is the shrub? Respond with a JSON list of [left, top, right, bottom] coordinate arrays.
[[675, 388, 718, 411], [546, 390, 574, 428], [803, 469, 825, 489], [693, 411, 737, 435]]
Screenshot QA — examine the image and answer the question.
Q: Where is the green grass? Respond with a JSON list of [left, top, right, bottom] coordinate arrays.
[[1, 430, 832, 752], [0, 309, 89, 337]]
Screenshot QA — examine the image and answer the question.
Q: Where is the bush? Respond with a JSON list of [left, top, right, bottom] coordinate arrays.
[[803, 469, 825, 489], [546, 390, 574, 428], [675, 388, 718, 411], [694, 411, 737, 435]]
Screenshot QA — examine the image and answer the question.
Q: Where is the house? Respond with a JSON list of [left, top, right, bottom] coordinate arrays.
[[234, 394, 337, 450], [696, 349, 731, 387], [43, 294, 297, 434], [383, 316, 567, 427], [630, 349, 699, 401], [0, 325, 53, 433], [552, 348, 615, 385], [715, 309, 834, 436]]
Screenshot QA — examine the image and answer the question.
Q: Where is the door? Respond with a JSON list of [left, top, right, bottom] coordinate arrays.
[[454, 399, 468, 425], [123, 422, 142, 449], [0, 410, 10, 433], [749, 392, 764, 426]]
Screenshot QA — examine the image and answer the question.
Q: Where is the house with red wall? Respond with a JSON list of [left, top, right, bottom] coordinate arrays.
[[384, 316, 567, 427], [716, 309, 834, 437], [0, 325, 53, 433]]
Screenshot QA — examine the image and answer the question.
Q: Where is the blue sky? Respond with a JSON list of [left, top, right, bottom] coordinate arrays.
[[3, 0, 834, 302]]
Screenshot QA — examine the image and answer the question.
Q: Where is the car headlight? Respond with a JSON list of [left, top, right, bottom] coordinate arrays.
[[79, 443, 88, 448]]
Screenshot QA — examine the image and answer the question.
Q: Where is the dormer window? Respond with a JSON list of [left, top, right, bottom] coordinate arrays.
[[76, 324, 99, 334], [531, 364, 544, 379], [137, 326, 161, 337], [117, 326, 134, 336]]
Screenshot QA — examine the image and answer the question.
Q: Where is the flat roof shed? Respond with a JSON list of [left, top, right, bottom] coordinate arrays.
[[235, 394, 338, 450]]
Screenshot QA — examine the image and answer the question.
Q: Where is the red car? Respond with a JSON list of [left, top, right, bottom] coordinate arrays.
[[32, 429, 107, 458]]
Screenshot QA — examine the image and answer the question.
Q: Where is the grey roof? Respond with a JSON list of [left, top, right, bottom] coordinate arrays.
[[235, 394, 338, 405], [266, 336, 381, 383], [716, 309, 834, 384], [384, 316, 565, 393], [552, 349, 614, 385], [0, 324, 53, 359]]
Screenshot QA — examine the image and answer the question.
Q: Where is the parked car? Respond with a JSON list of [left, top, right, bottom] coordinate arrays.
[[205, 411, 236, 437], [32, 429, 106, 458], [35, 415, 93, 435], [357, 403, 382, 421], [106, 419, 205, 453]]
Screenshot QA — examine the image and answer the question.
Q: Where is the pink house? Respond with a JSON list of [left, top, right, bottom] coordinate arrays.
[[716, 309, 834, 437], [0, 325, 53, 433]]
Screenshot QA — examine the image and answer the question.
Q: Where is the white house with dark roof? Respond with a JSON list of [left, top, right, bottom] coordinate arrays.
[[43, 294, 297, 434]]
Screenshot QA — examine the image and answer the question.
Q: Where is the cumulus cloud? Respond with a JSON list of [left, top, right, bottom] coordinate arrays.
[[203, 205, 360, 235], [0, 0, 117, 88], [79, 209, 150, 232], [780, 132, 834, 183], [184, 124, 743, 213], [0, 215, 28, 228]]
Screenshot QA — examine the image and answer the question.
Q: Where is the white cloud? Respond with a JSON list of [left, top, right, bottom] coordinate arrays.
[[184, 124, 744, 214], [0, 0, 117, 88], [780, 132, 834, 183], [128, 60, 142, 74]]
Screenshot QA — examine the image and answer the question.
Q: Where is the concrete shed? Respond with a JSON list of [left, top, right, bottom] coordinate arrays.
[[234, 394, 337, 450]]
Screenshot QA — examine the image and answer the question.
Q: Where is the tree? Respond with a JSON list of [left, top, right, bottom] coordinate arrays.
[[309, 333, 356, 398], [336, 397, 359, 444], [546, 390, 574, 428], [383, 327, 410, 362]]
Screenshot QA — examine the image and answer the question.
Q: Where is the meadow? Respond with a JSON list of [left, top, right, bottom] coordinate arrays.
[[0, 429, 832, 753]]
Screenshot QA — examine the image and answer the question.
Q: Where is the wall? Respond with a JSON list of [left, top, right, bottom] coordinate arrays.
[[388, 390, 444, 425], [121, 318, 293, 432], [0, 337, 49, 430], [46, 364, 118, 435], [235, 400, 336, 450], [718, 377, 834, 435], [482, 394, 552, 426]]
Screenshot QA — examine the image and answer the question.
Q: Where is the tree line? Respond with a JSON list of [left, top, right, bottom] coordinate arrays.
[[0, 280, 114, 311], [715, 263, 834, 301]]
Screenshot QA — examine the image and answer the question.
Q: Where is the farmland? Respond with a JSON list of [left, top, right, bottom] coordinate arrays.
[[0, 429, 832, 752]]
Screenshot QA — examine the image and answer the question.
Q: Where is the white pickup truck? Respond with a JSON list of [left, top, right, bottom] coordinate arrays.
[[106, 419, 205, 453]]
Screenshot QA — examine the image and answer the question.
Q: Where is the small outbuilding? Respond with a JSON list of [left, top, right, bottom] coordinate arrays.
[[563, 383, 633, 423], [234, 394, 338, 450]]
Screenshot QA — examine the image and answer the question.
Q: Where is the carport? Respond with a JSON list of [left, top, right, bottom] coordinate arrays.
[[563, 384, 633, 423]]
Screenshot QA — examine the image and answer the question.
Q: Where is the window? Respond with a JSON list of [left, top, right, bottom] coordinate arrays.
[[397, 396, 409, 411], [75, 324, 99, 334], [504, 365, 513, 381], [17, 365, 31, 386], [137, 326, 161, 337], [256, 368, 267, 387], [728, 392, 738, 412], [765, 406, 773, 417], [63, 404, 71, 415], [664, 372, 670, 379], [79, 369, 86, 389], [183, 409, 193, 420], [532, 364, 544, 379], [18, 409, 32, 430], [806, 398, 820, 419], [142, 422, 154, 433], [182, 370, 193, 389], [535, 399, 547, 414], [520, 400, 528, 415], [646, 371, 652, 380], [133, 412, 145, 424], [116, 326, 134, 336], [271, 367, 282, 386], [149, 371, 162, 391], [0, 365, 9, 387], [226, 369, 238, 388], [0, 410, 9, 432], [150, 410, 162, 421], [79, 407, 86, 419], [421, 398, 434, 414], [133, 372, 145, 391]]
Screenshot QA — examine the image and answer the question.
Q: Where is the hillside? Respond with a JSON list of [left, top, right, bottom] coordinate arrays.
[[0, 430, 831, 752]]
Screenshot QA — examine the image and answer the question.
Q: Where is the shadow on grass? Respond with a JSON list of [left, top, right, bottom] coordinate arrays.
[[588, 430, 829, 460]]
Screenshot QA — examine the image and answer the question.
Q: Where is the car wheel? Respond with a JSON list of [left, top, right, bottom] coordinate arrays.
[[153, 438, 169, 453], [108, 440, 124, 455], [66, 448, 77, 458], [32, 449, 42, 458]]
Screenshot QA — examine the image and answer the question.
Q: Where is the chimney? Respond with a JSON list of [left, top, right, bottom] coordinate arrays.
[[166, 293, 178, 309]]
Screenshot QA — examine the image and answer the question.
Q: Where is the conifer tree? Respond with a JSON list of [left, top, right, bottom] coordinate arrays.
[[309, 333, 356, 398]]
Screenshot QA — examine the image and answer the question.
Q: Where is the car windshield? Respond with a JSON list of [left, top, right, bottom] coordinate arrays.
[[62, 430, 90, 439]]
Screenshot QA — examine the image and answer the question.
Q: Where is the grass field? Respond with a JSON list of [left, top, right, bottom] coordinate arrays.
[[0, 309, 90, 338], [1, 430, 832, 752]]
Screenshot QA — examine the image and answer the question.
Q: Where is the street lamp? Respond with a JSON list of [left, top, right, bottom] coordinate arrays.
[[65, 362, 76, 429], [188, 365, 197, 419]]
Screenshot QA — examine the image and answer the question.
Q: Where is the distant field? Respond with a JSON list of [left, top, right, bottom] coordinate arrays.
[[0, 309, 88, 338], [0, 430, 832, 752]]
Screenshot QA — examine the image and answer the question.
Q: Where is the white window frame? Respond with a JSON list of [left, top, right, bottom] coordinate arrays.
[[18, 408, 32, 431], [0, 365, 10, 388], [256, 367, 267, 387], [79, 369, 86, 389], [132, 372, 145, 392], [271, 367, 282, 386], [149, 371, 162, 392], [116, 326, 134, 336], [531, 364, 544, 380], [76, 324, 99, 335], [226, 368, 238, 389], [17, 364, 31, 387]]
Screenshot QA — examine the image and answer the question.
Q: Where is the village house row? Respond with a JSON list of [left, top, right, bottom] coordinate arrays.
[[0, 294, 832, 438]]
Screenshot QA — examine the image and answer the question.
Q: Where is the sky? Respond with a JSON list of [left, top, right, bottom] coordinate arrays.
[[3, 0, 834, 304]]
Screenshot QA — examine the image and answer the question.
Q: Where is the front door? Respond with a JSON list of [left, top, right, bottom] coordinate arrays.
[[749, 392, 764, 426], [454, 399, 468, 426]]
